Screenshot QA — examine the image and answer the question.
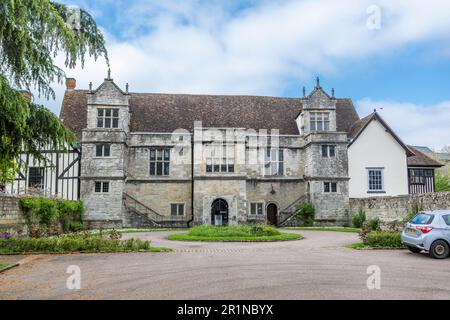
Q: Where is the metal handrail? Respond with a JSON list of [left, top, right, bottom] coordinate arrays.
[[278, 194, 308, 226], [123, 192, 188, 223]]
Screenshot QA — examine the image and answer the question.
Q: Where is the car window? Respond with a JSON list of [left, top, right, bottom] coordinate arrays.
[[411, 213, 434, 225], [443, 215, 450, 226]]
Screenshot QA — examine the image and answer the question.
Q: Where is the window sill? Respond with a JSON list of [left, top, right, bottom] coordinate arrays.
[[367, 191, 386, 194]]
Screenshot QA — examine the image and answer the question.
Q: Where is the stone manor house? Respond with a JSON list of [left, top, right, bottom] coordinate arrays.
[[5, 76, 442, 228]]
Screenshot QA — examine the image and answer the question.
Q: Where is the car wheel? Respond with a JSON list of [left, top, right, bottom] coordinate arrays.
[[429, 240, 450, 259], [407, 246, 422, 253]]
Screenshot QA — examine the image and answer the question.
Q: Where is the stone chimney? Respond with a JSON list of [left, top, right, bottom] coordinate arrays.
[[66, 78, 76, 91], [19, 90, 33, 102]]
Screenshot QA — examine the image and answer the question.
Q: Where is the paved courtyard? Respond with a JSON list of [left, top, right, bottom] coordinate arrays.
[[1, 230, 450, 300]]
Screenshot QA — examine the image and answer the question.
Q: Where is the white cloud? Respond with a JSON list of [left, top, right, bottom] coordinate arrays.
[[357, 98, 450, 150], [35, 0, 450, 145]]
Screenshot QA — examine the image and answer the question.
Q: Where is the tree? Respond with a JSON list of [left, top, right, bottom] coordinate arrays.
[[435, 170, 450, 192], [0, 0, 108, 183]]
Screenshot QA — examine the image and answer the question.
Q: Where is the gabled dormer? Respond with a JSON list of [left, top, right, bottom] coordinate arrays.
[[296, 78, 337, 135], [86, 71, 130, 132]]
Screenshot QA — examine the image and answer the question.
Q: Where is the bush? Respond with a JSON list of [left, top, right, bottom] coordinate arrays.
[[295, 202, 315, 227], [365, 231, 403, 248], [169, 225, 301, 242], [58, 200, 84, 233], [19, 197, 84, 236], [352, 209, 366, 228], [187, 225, 281, 238], [367, 217, 380, 231], [435, 170, 450, 192], [0, 235, 151, 253]]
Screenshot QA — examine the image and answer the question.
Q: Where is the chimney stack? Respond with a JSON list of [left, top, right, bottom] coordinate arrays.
[[19, 90, 33, 102], [66, 78, 76, 91]]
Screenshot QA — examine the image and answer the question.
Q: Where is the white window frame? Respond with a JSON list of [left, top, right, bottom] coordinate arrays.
[[94, 181, 110, 193], [310, 112, 330, 131], [323, 182, 338, 193], [321, 145, 336, 158], [170, 203, 185, 216], [250, 203, 264, 215], [95, 144, 111, 157], [149, 148, 170, 176], [264, 148, 284, 176], [367, 168, 385, 193], [205, 144, 235, 174], [97, 108, 119, 129], [28, 167, 45, 189]]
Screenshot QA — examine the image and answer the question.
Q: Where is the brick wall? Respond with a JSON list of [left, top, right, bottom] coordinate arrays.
[[0, 195, 27, 235], [349, 192, 450, 223]]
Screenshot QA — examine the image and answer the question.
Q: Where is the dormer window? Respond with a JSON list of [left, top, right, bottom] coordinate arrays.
[[310, 112, 330, 131], [97, 108, 119, 128]]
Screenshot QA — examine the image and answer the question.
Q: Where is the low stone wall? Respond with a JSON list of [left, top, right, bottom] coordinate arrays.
[[0, 195, 27, 235], [349, 192, 450, 224]]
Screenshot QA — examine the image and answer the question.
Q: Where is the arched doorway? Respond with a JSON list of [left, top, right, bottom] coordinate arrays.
[[267, 203, 278, 226], [211, 199, 229, 226]]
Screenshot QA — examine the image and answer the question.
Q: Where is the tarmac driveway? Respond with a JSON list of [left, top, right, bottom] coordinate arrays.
[[1, 230, 450, 300]]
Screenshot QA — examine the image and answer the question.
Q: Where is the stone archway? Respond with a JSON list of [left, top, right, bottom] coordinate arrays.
[[211, 199, 229, 226], [267, 203, 278, 226]]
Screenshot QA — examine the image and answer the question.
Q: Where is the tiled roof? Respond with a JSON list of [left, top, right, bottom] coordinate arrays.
[[59, 90, 359, 138], [407, 146, 444, 168], [347, 113, 373, 140], [59, 90, 88, 139]]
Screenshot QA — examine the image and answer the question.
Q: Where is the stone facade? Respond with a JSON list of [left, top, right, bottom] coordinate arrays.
[[349, 192, 450, 224], [76, 78, 351, 228], [0, 195, 27, 235]]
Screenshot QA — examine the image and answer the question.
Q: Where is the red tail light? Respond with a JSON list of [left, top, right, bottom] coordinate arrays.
[[416, 225, 433, 234]]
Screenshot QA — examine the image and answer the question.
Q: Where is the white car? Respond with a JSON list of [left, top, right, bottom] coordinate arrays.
[[401, 211, 450, 259]]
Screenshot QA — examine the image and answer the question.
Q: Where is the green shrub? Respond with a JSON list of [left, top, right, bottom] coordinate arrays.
[[0, 235, 151, 253], [295, 202, 315, 227], [352, 209, 366, 228], [19, 197, 84, 236], [367, 217, 380, 231], [187, 225, 281, 238], [58, 200, 84, 233], [365, 231, 403, 248], [435, 170, 450, 192]]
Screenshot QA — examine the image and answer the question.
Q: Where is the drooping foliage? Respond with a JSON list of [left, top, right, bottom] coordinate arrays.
[[0, 0, 108, 183]]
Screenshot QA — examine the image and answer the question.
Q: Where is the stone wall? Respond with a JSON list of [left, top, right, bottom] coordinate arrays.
[[0, 195, 26, 235], [349, 192, 450, 224]]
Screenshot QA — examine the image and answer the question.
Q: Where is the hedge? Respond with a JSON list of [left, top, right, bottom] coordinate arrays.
[[19, 197, 84, 235], [365, 231, 404, 248], [0, 236, 152, 253]]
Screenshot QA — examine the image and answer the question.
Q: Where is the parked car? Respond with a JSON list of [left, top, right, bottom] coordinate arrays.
[[401, 211, 450, 259]]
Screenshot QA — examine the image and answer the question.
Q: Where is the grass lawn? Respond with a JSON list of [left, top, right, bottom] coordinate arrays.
[[167, 225, 302, 242], [282, 227, 360, 233]]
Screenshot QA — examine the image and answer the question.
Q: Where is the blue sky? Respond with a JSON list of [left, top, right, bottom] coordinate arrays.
[[41, 0, 450, 149]]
